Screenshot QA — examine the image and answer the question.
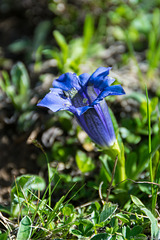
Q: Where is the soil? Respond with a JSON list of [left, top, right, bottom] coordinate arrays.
[[0, 114, 40, 205], [0, 0, 52, 206]]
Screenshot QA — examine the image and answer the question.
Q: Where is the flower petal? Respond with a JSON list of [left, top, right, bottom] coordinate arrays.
[[88, 67, 115, 90], [37, 88, 71, 112], [76, 103, 116, 147], [74, 105, 93, 116], [71, 91, 93, 116], [92, 85, 125, 105], [53, 73, 80, 91], [79, 73, 90, 87], [90, 67, 111, 79]]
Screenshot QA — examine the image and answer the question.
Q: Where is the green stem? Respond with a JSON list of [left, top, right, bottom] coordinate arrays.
[[146, 86, 155, 213], [45, 152, 51, 207], [117, 143, 126, 185], [104, 140, 126, 187], [32, 140, 52, 207]]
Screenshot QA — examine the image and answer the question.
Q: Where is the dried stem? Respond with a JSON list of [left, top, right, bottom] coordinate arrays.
[[106, 155, 118, 202]]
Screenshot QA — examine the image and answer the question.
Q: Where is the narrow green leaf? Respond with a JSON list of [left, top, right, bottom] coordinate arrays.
[[47, 195, 65, 223], [11, 62, 30, 98], [16, 216, 32, 240], [53, 30, 68, 62], [115, 213, 130, 224], [54, 195, 65, 211], [33, 20, 51, 51], [83, 14, 94, 49], [131, 195, 159, 238], [53, 30, 68, 50]]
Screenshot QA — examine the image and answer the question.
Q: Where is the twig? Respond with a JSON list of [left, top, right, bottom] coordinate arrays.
[[106, 155, 118, 202], [112, 178, 160, 190], [99, 181, 105, 205]]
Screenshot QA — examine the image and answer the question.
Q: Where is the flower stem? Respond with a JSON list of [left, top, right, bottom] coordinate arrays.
[[117, 143, 126, 186], [146, 86, 155, 213], [104, 140, 126, 187]]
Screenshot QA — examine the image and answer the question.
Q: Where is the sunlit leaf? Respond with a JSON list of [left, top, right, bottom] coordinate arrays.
[[100, 203, 118, 223], [90, 233, 112, 240], [76, 150, 95, 173], [16, 216, 32, 240]]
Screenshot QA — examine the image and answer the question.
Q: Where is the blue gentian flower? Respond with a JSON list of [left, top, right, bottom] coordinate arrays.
[[37, 67, 125, 147]]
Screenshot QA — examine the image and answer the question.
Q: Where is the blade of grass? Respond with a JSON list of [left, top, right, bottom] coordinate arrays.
[[145, 86, 156, 213], [32, 140, 51, 207], [30, 176, 61, 224], [46, 182, 78, 226]]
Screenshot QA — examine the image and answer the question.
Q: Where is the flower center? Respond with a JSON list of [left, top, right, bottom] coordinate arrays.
[[83, 98, 88, 104], [63, 87, 78, 99]]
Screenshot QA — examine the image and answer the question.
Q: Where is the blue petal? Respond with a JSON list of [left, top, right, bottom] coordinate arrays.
[[89, 67, 115, 90], [92, 85, 125, 105], [90, 67, 111, 79], [86, 85, 98, 103], [37, 87, 93, 116], [37, 88, 71, 112], [74, 105, 93, 116], [79, 73, 90, 87], [70, 90, 93, 116], [98, 100, 115, 145], [75, 101, 116, 147], [53, 73, 80, 91]]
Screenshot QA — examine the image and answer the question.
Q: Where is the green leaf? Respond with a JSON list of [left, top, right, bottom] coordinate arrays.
[[11, 62, 30, 98], [134, 133, 160, 179], [53, 30, 68, 62], [33, 20, 51, 51], [0, 232, 8, 240], [11, 175, 46, 198], [0, 71, 10, 90], [76, 150, 95, 173], [90, 233, 112, 240], [100, 203, 118, 223], [70, 229, 82, 236], [62, 204, 74, 216], [126, 152, 137, 178], [83, 14, 94, 49], [11, 174, 46, 216], [115, 213, 130, 224], [0, 71, 15, 102], [91, 210, 99, 225], [130, 225, 142, 237], [122, 225, 130, 239], [29, 176, 46, 191], [124, 92, 146, 104], [53, 30, 68, 51], [138, 183, 151, 195], [99, 154, 112, 183], [8, 39, 30, 53], [153, 150, 160, 181], [131, 195, 159, 238], [16, 216, 32, 240]]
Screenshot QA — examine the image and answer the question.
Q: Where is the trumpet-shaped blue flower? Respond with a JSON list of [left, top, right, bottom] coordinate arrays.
[[37, 67, 125, 147]]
